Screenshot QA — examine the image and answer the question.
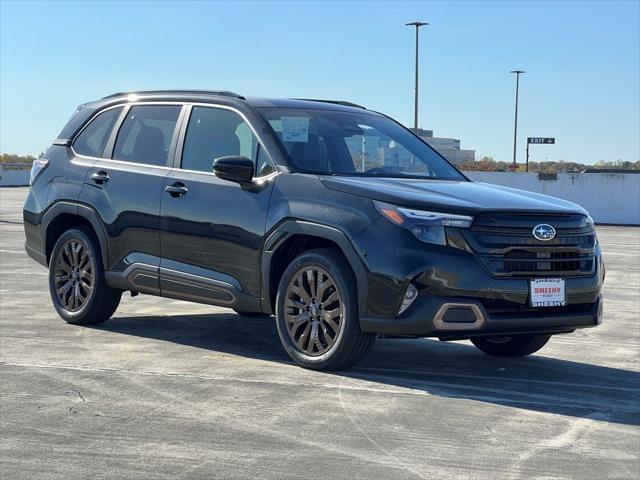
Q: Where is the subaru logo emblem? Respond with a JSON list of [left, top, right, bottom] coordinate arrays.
[[533, 224, 556, 241]]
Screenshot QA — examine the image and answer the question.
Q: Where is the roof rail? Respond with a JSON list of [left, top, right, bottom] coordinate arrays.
[[295, 98, 366, 109], [102, 90, 245, 100]]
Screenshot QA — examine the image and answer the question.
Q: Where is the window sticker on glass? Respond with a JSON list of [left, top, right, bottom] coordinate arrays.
[[281, 116, 309, 142]]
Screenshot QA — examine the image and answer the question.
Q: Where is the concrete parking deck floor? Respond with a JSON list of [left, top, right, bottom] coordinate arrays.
[[1, 187, 639, 479]]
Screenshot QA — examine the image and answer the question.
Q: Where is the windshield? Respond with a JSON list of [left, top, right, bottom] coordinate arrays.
[[258, 107, 465, 180]]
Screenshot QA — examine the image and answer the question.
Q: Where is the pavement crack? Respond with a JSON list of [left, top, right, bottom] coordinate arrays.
[[68, 389, 85, 414], [337, 376, 429, 480]]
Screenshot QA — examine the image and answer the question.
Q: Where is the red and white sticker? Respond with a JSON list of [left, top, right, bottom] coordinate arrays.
[[530, 278, 566, 307]]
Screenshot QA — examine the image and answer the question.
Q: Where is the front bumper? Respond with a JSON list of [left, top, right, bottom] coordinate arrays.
[[360, 294, 603, 338], [353, 216, 605, 338]]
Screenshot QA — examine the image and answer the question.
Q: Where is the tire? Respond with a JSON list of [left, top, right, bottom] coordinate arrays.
[[48, 226, 122, 325], [471, 334, 551, 357], [233, 309, 272, 318], [275, 248, 375, 371]]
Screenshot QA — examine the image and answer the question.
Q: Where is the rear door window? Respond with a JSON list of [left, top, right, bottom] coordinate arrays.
[[112, 105, 181, 166], [73, 107, 123, 157]]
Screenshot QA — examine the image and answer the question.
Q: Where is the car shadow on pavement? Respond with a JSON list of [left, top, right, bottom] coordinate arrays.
[[95, 312, 640, 426]]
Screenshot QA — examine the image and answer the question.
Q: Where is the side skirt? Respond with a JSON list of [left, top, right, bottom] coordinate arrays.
[[105, 262, 261, 312]]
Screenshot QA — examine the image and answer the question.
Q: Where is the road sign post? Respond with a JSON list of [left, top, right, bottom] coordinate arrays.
[[526, 137, 555, 172]]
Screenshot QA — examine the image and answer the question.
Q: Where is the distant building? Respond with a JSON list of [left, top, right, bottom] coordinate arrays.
[[342, 126, 476, 171], [415, 128, 475, 165]]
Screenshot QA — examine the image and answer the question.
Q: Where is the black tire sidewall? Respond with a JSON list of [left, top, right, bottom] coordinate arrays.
[[471, 334, 551, 357], [275, 250, 357, 369]]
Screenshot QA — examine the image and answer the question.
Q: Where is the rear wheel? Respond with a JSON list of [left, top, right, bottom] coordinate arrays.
[[471, 334, 551, 357], [275, 249, 375, 371], [49, 227, 121, 325]]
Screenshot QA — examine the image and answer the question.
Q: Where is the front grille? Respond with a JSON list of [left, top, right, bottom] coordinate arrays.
[[500, 249, 589, 273], [460, 213, 596, 277]]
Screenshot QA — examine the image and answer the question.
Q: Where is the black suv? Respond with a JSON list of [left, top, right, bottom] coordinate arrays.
[[24, 90, 604, 370]]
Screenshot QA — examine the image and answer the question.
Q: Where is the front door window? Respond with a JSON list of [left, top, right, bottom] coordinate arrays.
[[181, 106, 274, 176]]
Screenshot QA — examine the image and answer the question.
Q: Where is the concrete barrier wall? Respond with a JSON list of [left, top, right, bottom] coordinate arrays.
[[1, 166, 638, 225], [0, 167, 30, 187], [465, 172, 640, 225]]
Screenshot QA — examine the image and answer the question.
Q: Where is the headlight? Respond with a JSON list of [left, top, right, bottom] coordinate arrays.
[[585, 214, 595, 227], [585, 214, 598, 245], [30, 158, 49, 185], [374, 201, 474, 245]]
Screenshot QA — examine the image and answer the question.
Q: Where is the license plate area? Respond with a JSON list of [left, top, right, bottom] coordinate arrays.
[[530, 278, 566, 307]]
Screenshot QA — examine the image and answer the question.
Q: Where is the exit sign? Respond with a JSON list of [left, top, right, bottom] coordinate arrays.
[[528, 137, 555, 144]]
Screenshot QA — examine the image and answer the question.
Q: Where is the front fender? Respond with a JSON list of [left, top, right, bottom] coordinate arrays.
[[260, 220, 370, 317]]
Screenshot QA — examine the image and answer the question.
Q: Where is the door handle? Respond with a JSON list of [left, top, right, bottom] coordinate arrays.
[[165, 182, 188, 197], [90, 171, 110, 184]]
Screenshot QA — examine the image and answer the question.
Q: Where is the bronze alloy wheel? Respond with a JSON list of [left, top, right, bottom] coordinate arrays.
[[284, 266, 344, 356], [53, 238, 94, 312]]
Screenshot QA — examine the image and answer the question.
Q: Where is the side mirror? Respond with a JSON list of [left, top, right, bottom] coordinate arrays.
[[212, 155, 254, 185]]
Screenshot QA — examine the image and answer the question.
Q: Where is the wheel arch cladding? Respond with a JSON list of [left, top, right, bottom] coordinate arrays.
[[43, 202, 109, 269], [261, 221, 369, 316]]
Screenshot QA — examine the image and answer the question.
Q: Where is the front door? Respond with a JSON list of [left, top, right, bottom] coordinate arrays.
[[160, 105, 277, 304]]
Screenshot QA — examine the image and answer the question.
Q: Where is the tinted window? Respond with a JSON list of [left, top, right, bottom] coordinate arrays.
[[258, 108, 464, 180], [73, 107, 122, 157], [181, 106, 273, 176], [256, 146, 275, 177], [112, 105, 181, 166], [59, 105, 100, 141]]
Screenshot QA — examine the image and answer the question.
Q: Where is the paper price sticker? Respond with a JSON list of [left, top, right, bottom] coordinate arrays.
[[282, 116, 309, 142]]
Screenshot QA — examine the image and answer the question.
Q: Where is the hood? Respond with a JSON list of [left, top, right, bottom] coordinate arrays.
[[320, 176, 588, 215]]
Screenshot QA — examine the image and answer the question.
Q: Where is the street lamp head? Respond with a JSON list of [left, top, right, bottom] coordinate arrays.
[[510, 70, 526, 74], [406, 21, 429, 27]]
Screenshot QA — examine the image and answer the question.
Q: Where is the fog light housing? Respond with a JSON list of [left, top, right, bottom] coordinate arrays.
[[398, 283, 418, 315]]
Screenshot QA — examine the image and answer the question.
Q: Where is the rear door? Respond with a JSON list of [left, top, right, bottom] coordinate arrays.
[[59, 105, 124, 205], [80, 104, 183, 289], [159, 104, 277, 304]]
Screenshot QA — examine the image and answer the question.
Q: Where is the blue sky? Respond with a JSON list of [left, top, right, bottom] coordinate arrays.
[[1, 0, 638, 164]]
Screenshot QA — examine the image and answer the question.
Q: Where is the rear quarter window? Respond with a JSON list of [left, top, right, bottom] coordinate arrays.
[[72, 107, 123, 157]]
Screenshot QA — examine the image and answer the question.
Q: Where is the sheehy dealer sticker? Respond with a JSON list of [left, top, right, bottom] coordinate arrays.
[[281, 116, 309, 142], [530, 278, 566, 307]]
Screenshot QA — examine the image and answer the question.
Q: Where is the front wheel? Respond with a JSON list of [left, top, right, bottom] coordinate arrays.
[[275, 249, 375, 371], [471, 334, 551, 357]]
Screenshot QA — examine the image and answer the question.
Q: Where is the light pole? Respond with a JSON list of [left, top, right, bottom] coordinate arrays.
[[406, 21, 428, 132], [510, 70, 525, 169]]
